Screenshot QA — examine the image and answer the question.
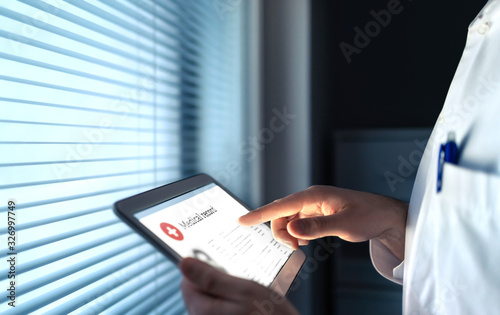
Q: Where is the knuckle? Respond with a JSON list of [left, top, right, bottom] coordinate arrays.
[[307, 185, 321, 193], [310, 217, 325, 235], [270, 222, 279, 238]]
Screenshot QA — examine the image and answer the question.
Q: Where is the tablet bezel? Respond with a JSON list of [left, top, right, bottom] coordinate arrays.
[[113, 173, 305, 296]]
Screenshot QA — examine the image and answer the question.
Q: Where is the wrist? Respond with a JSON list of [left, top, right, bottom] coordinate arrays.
[[376, 198, 408, 261]]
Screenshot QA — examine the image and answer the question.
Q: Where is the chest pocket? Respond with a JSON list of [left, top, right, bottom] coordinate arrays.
[[406, 163, 500, 315]]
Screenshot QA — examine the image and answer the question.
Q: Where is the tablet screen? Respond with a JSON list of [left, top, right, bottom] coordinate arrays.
[[134, 183, 293, 287]]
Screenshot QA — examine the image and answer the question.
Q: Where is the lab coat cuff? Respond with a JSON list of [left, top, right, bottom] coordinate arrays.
[[369, 238, 404, 285]]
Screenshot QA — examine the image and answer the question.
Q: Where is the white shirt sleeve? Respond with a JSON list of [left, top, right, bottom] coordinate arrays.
[[369, 238, 404, 285]]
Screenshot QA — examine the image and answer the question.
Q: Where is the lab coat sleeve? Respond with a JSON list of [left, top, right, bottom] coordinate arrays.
[[369, 238, 404, 285]]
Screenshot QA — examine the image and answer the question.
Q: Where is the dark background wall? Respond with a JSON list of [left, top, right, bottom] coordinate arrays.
[[311, 0, 486, 185]]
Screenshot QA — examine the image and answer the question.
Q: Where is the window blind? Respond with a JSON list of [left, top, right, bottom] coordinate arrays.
[[0, 0, 244, 314]]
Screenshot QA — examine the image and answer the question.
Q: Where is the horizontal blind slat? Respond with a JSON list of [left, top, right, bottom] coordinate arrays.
[[0, 29, 179, 81], [103, 0, 212, 67], [103, 271, 181, 315], [0, 182, 162, 212], [97, 0, 181, 40], [51, 254, 173, 314], [0, 182, 165, 213], [0, 173, 182, 206], [18, 0, 179, 57], [0, 74, 170, 106], [124, 276, 182, 315], [70, 261, 177, 314], [0, 97, 199, 119], [0, 221, 119, 256], [0, 141, 157, 145], [0, 6, 180, 70], [1, 240, 154, 315], [0, 119, 178, 133], [2, 205, 109, 232], [0, 52, 179, 92], [2, 241, 154, 302], [0, 155, 176, 167], [146, 291, 183, 315], [0, 228, 131, 276], [60, 0, 180, 48], [0, 167, 180, 189]]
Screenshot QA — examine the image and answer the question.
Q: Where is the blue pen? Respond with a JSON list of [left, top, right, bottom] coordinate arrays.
[[437, 131, 459, 192]]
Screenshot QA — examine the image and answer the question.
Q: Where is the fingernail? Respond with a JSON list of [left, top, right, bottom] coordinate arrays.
[[295, 221, 306, 235], [284, 241, 294, 250]]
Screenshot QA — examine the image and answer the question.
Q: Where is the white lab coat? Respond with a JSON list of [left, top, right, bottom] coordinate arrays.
[[370, 0, 500, 313]]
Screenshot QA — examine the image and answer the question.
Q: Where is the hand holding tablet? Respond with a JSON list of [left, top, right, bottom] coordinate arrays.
[[179, 257, 299, 315]]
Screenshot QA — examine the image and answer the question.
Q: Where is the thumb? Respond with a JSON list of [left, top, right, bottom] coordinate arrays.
[[287, 216, 339, 240]]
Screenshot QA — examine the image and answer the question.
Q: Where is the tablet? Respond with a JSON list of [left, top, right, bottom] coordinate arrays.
[[113, 174, 305, 296]]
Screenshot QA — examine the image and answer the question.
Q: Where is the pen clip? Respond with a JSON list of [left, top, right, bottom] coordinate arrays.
[[437, 144, 445, 192], [437, 131, 459, 193]]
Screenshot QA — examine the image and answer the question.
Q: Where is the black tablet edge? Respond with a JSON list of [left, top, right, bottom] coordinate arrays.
[[270, 249, 306, 297]]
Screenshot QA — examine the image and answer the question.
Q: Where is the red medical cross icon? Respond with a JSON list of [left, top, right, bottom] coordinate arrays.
[[160, 223, 184, 241]]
